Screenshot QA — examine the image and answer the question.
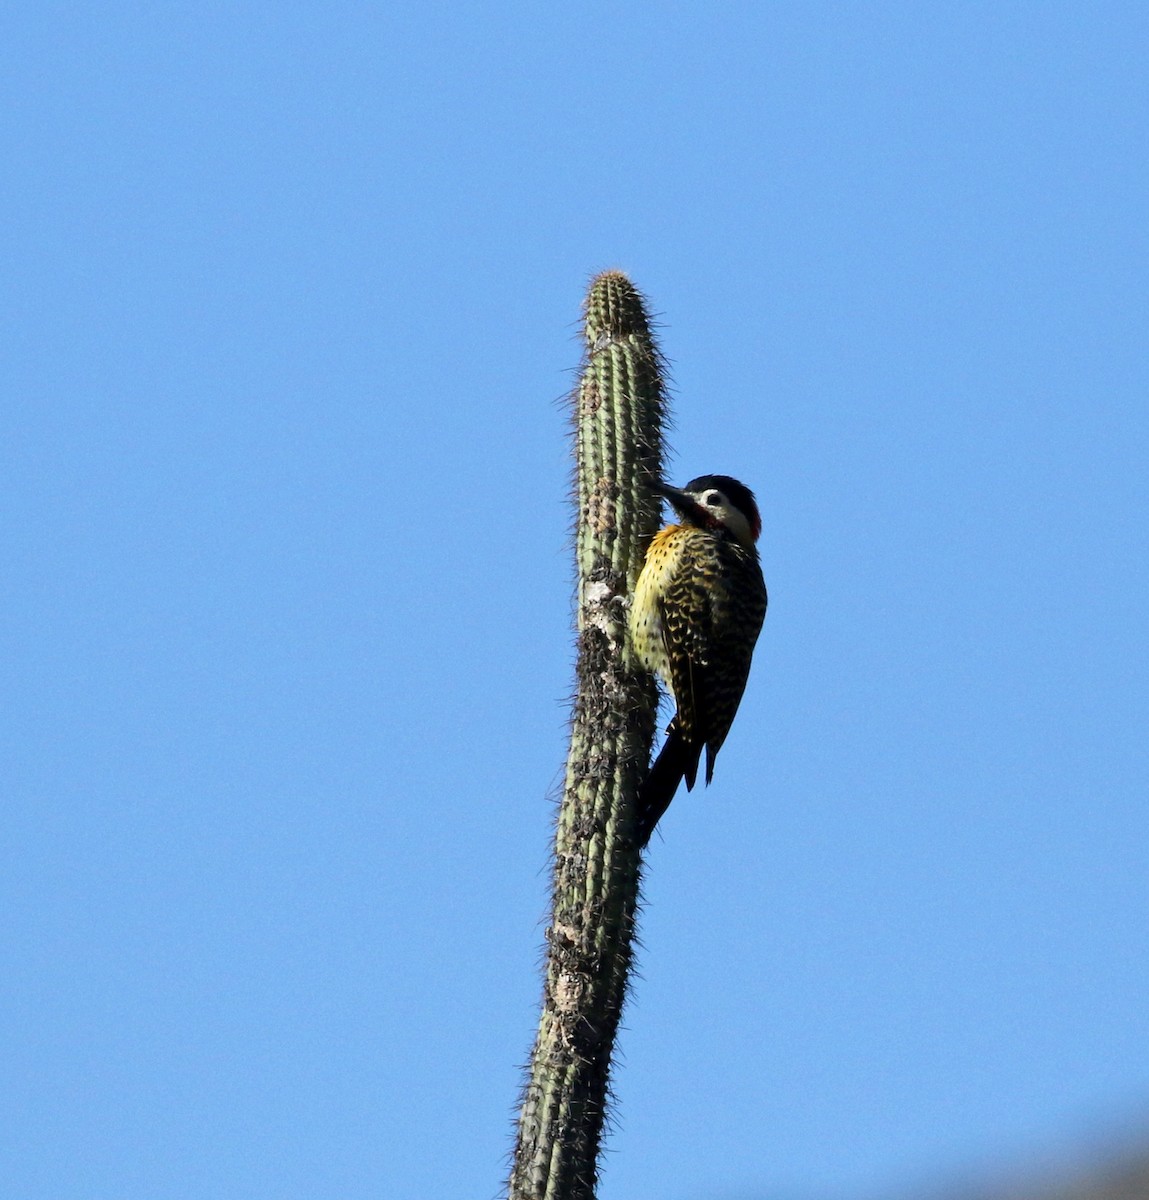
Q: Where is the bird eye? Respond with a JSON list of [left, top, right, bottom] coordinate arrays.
[[706, 491, 723, 506]]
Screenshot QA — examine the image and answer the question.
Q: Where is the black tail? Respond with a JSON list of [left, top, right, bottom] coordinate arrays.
[[635, 726, 704, 848]]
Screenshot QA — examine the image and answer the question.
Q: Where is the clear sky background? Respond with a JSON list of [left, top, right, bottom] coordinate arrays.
[[3, 4, 1147, 1199]]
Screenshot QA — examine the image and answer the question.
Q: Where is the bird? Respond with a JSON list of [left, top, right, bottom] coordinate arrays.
[[628, 474, 768, 846]]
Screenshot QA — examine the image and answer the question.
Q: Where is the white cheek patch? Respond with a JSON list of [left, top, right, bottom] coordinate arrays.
[[707, 499, 754, 549]]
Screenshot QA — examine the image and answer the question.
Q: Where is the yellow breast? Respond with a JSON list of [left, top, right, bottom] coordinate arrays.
[[628, 525, 688, 688]]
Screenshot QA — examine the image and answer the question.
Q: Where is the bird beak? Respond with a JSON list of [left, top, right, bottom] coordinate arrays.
[[653, 481, 706, 523]]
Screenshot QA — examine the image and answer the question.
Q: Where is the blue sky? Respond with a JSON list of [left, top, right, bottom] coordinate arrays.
[[3, 4, 1147, 1198]]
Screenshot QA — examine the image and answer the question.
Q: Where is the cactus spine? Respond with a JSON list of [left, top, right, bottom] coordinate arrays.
[[509, 273, 667, 1200]]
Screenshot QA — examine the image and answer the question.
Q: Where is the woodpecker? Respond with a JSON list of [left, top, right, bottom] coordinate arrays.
[[629, 474, 767, 846]]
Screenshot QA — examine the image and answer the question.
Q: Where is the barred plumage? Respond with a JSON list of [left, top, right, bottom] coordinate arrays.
[[629, 475, 767, 846]]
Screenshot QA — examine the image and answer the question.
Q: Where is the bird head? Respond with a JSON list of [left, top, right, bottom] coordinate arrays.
[[655, 474, 762, 550]]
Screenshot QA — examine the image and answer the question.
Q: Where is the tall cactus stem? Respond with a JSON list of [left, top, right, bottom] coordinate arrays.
[[509, 272, 668, 1200]]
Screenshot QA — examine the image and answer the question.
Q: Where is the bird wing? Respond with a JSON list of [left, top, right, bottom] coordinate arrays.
[[660, 539, 766, 782], [658, 565, 715, 745]]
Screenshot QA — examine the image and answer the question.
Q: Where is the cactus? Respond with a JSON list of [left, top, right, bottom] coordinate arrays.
[[509, 272, 668, 1200]]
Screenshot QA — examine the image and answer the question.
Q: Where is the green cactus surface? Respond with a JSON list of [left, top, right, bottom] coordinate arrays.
[[509, 272, 667, 1200]]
